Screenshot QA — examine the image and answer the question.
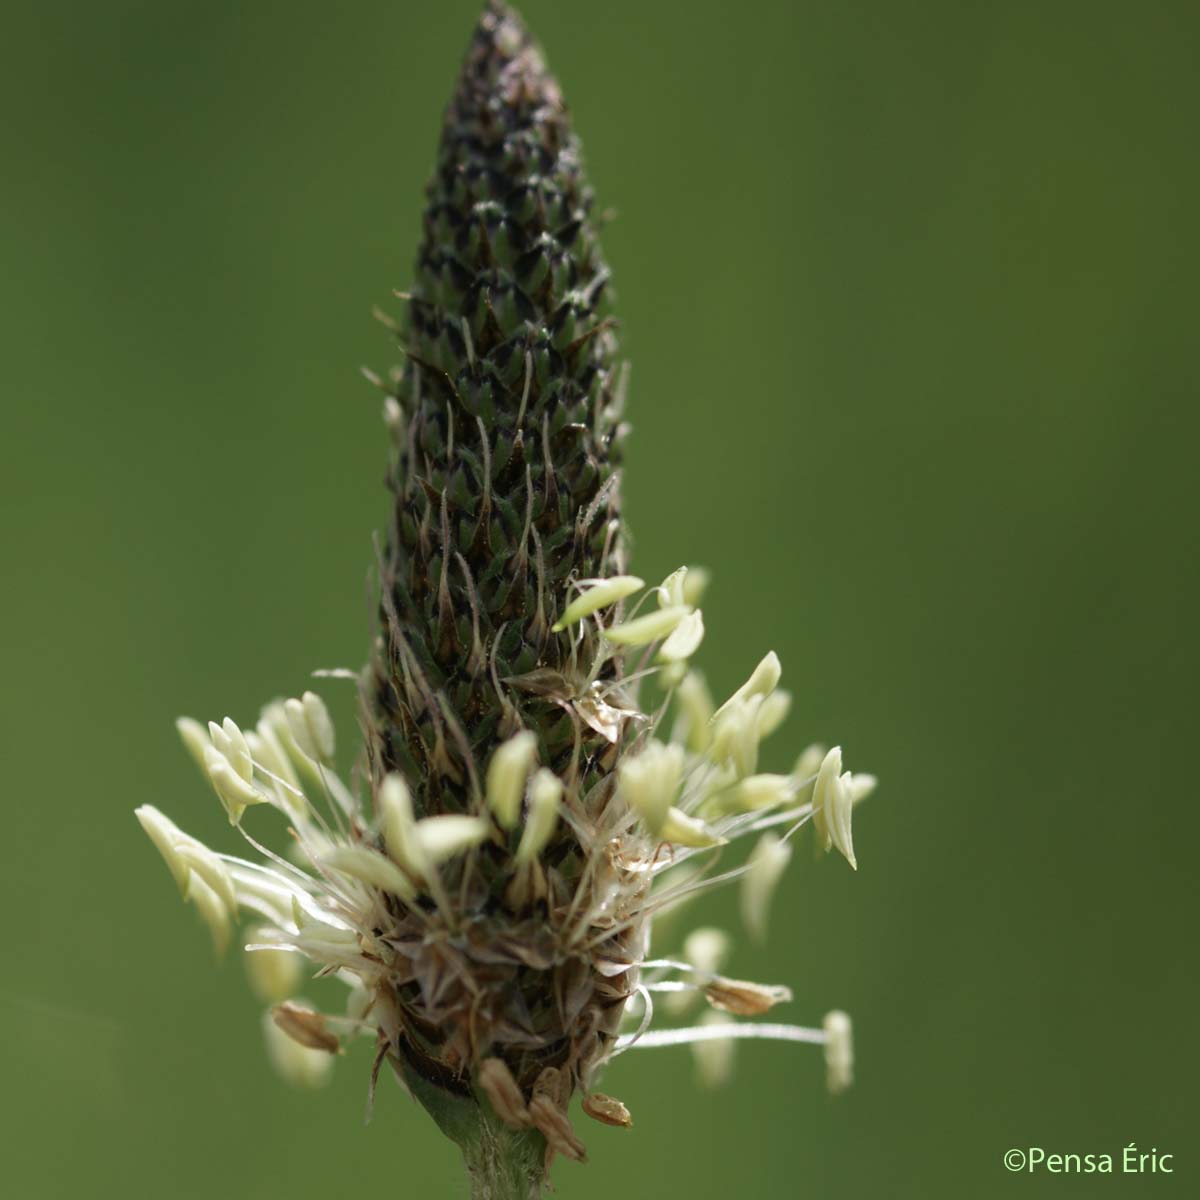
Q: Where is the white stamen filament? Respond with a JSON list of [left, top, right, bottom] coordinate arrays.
[[615, 1022, 827, 1051]]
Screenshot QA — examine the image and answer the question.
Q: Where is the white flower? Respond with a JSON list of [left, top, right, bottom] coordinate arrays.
[[138, 574, 876, 1115]]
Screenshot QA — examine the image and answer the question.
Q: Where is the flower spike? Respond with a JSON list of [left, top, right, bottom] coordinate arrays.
[[135, 5, 876, 1193]]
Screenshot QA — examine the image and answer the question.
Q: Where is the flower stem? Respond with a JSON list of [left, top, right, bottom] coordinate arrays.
[[392, 1052, 546, 1199]]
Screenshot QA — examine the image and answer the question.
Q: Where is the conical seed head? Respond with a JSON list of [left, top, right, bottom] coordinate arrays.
[[365, 1, 640, 1100], [370, 0, 626, 808]]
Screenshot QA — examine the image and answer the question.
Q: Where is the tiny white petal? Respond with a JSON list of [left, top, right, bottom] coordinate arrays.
[[552, 575, 644, 630]]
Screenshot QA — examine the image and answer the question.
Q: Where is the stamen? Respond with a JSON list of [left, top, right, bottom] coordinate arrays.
[[615, 1022, 827, 1051]]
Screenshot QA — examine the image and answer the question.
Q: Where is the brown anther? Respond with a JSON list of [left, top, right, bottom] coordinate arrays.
[[703, 977, 793, 1017], [531, 1065, 570, 1107], [270, 1002, 340, 1054], [582, 1092, 633, 1128], [528, 1095, 587, 1163], [477, 1057, 532, 1129]]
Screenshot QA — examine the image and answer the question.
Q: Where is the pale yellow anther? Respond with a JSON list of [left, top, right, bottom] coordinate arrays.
[[604, 605, 690, 647], [413, 814, 490, 865], [478, 1058, 532, 1129], [516, 768, 563, 864], [321, 844, 416, 900], [676, 672, 714, 752], [379, 773, 424, 876], [731, 773, 794, 812], [261, 700, 321, 780], [683, 927, 732, 976], [552, 575, 644, 631], [812, 747, 857, 869], [209, 717, 253, 783], [659, 806, 727, 848], [657, 609, 705, 663], [262, 1010, 334, 1089], [831, 771, 857, 870], [174, 840, 238, 915], [794, 742, 827, 782], [134, 805, 190, 893], [810, 745, 842, 853], [244, 937, 303, 1005], [188, 874, 232, 957], [692, 1010, 735, 1088], [681, 565, 711, 607], [665, 926, 731, 1018], [849, 773, 878, 805], [823, 1010, 854, 1094], [617, 740, 683, 834], [486, 731, 538, 829], [741, 832, 793, 942], [656, 566, 689, 608], [248, 723, 300, 792], [204, 743, 269, 825], [284, 698, 316, 760], [175, 717, 211, 774], [709, 695, 763, 778], [283, 691, 335, 763], [756, 689, 792, 740], [712, 651, 782, 721]]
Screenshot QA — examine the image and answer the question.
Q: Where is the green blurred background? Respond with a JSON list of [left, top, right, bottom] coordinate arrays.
[[3, 1, 1197, 1196]]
